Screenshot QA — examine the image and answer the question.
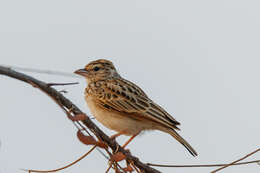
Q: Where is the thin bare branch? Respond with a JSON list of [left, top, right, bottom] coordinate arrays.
[[46, 82, 79, 86], [147, 159, 260, 168], [105, 162, 113, 173], [211, 148, 260, 173], [0, 64, 80, 78], [22, 145, 97, 173]]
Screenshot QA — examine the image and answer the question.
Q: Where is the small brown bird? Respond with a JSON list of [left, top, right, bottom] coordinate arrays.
[[75, 59, 197, 156]]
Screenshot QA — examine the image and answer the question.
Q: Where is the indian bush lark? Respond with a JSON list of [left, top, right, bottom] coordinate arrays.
[[75, 59, 197, 157]]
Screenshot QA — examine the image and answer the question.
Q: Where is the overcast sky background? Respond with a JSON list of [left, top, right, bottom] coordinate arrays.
[[0, 0, 260, 173]]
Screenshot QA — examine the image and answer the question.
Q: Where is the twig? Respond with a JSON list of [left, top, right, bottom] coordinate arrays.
[[47, 82, 79, 86], [1, 65, 80, 78], [22, 145, 97, 173], [211, 148, 260, 173], [0, 65, 161, 173], [131, 161, 143, 173], [147, 159, 260, 168], [105, 162, 113, 173]]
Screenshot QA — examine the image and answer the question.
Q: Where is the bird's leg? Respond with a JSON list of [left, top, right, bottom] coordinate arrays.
[[111, 133, 139, 162], [122, 134, 139, 148]]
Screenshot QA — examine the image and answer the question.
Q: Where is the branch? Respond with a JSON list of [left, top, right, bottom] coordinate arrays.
[[22, 146, 97, 173], [211, 148, 260, 173], [0, 65, 161, 173], [147, 148, 260, 172], [0, 64, 79, 78], [147, 160, 260, 168], [46, 82, 79, 86]]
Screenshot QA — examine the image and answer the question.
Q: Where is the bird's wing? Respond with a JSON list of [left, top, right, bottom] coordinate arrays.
[[96, 79, 180, 130]]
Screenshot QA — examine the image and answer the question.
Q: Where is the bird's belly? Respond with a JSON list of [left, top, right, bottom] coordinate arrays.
[[85, 97, 150, 135]]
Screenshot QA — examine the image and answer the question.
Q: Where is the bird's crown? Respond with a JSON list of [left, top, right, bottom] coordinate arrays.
[[85, 59, 116, 71], [75, 59, 120, 82]]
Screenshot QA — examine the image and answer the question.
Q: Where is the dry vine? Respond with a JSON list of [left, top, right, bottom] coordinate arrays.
[[147, 148, 260, 172]]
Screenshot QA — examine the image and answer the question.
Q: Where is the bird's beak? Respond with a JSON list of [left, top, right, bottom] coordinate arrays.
[[74, 68, 88, 77]]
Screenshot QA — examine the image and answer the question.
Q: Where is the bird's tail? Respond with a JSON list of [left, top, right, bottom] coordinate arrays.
[[169, 129, 198, 157]]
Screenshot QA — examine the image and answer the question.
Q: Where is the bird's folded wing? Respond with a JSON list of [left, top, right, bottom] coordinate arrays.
[[96, 80, 180, 130]]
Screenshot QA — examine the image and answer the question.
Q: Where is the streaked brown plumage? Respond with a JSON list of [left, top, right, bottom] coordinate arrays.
[[75, 59, 197, 156]]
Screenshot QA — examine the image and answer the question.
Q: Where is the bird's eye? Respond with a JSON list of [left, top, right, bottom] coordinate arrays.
[[93, 66, 100, 71]]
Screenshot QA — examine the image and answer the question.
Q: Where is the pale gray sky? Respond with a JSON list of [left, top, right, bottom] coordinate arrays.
[[0, 0, 260, 173]]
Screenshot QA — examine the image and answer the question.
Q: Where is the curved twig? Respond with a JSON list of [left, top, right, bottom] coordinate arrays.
[[211, 148, 260, 173], [147, 159, 260, 168], [22, 146, 97, 173]]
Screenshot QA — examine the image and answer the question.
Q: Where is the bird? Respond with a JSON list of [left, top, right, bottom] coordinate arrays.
[[74, 59, 197, 157]]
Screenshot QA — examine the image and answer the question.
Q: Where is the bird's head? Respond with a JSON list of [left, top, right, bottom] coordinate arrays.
[[74, 59, 120, 82]]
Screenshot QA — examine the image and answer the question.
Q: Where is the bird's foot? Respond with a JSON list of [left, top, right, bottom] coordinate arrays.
[[110, 133, 138, 162]]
